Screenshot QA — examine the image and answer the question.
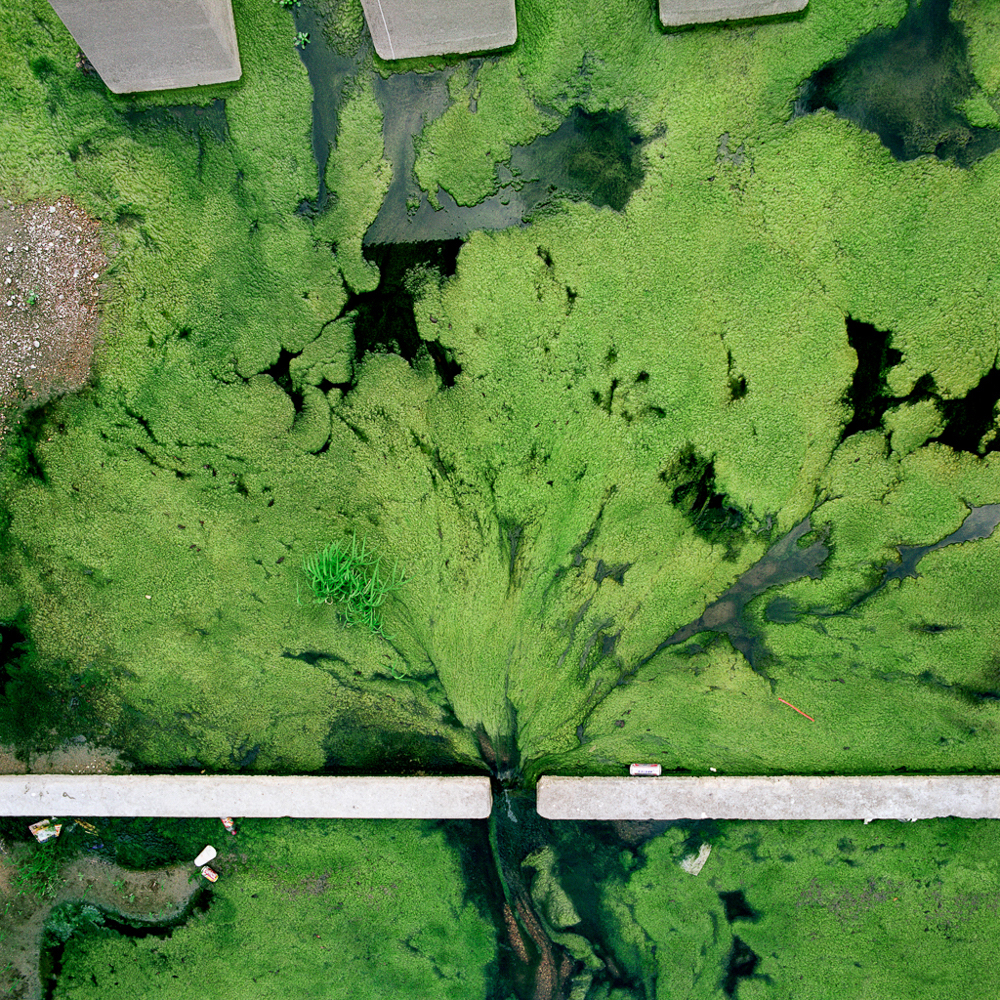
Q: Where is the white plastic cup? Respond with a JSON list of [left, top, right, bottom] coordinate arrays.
[[193, 845, 217, 866]]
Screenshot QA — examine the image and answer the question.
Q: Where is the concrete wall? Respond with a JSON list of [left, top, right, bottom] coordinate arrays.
[[360, 0, 517, 60], [48, 0, 241, 93], [0, 775, 493, 819], [537, 775, 1000, 821], [659, 0, 807, 27]]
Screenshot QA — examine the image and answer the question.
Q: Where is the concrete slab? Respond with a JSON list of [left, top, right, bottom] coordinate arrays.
[[659, 0, 807, 28], [48, 0, 241, 93], [0, 775, 492, 819], [360, 0, 517, 60], [536, 775, 1000, 821]]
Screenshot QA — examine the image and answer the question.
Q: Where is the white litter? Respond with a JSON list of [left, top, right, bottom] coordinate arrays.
[[679, 843, 712, 876], [193, 845, 217, 866]]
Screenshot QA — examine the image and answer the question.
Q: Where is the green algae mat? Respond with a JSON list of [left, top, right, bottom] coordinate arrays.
[[4, 0, 1000, 996], [2, 0, 1000, 780], [34, 814, 1000, 1000]]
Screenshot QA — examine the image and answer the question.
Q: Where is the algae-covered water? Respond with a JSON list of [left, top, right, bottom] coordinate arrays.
[[2, 0, 1000, 995]]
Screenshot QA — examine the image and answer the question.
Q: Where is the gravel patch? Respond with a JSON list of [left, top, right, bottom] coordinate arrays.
[[0, 197, 106, 449]]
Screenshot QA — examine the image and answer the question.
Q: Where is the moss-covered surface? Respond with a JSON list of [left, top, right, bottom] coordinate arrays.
[[1, 0, 1000, 787], [49, 818, 496, 999], [605, 817, 1000, 999]]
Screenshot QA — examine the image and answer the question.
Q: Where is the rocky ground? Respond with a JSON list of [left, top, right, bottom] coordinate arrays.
[[0, 197, 106, 449]]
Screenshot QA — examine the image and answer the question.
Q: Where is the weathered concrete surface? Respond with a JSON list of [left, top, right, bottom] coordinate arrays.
[[0, 775, 492, 819], [48, 0, 241, 93], [537, 776, 1000, 821], [360, 0, 517, 60], [659, 0, 807, 27]]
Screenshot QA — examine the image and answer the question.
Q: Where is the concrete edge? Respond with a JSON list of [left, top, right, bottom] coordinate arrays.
[[0, 775, 492, 820], [658, 0, 807, 27], [536, 776, 1000, 821]]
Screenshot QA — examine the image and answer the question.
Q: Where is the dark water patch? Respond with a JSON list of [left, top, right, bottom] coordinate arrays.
[[593, 559, 630, 585], [722, 936, 763, 996], [0, 611, 102, 750], [661, 445, 747, 560], [916, 669, 1000, 705], [837, 317, 944, 444], [337, 241, 463, 387], [0, 611, 30, 683], [883, 503, 1000, 584], [261, 347, 304, 412], [3, 401, 52, 484], [764, 596, 800, 624], [510, 107, 646, 212], [281, 648, 350, 667], [796, 0, 1000, 166], [931, 365, 1000, 454], [42, 891, 212, 999], [365, 68, 460, 243], [720, 889, 760, 923], [292, 3, 364, 215], [367, 100, 648, 243], [841, 317, 903, 439], [642, 515, 830, 675]]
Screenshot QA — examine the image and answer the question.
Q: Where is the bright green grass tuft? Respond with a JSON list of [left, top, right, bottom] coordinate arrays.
[[301, 534, 406, 638]]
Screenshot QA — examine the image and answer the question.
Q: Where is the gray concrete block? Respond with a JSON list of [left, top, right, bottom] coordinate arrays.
[[659, 0, 807, 27], [360, 0, 517, 60], [48, 0, 241, 93], [536, 775, 1000, 821], [0, 775, 492, 819]]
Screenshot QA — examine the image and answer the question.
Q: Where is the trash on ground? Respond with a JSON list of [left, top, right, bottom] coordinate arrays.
[[679, 843, 712, 875], [29, 818, 62, 842], [201, 865, 219, 882], [221, 817, 237, 835], [630, 763, 662, 776], [193, 845, 217, 866]]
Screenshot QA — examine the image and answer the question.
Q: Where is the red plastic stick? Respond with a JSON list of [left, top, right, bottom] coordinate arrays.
[[777, 697, 815, 722]]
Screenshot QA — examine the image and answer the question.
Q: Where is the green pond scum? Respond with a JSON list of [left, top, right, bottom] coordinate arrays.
[[1, 0, 1000, 993], [30, 814, 1000, 1000]]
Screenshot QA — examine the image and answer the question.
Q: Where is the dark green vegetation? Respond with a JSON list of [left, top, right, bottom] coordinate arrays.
[[49, 818, 496, 1000], [33, 812, 1000, 1000]]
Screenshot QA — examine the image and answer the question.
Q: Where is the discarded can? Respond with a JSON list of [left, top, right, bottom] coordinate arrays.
[[629, 763, 662, 776], [193, 845, 217, 867], [220, 817, 237, 836], [201, 865, 219, 882], [29, 819, 62, 843]]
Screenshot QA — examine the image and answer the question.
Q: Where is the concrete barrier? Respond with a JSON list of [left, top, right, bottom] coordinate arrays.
[[659, 0, 807, 27], [48, 0, 241, 93], [0, 775, 492, 819], [536, 775, 1000, 821], [360, 0, 517, 60]]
